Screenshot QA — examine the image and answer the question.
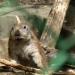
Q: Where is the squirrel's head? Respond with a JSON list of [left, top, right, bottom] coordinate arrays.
[[10, 16, 32, 41]]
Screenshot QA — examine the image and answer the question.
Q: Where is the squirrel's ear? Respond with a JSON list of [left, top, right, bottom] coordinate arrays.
[[15, 15, 21, 25], [10, 25, 14, 33], [11, 24, 15, 30]]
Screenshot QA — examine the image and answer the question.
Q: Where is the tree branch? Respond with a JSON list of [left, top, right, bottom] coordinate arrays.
[[0, 58, 41, 73]]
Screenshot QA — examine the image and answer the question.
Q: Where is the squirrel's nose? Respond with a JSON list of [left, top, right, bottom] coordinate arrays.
[[15, 30, 20, 37]]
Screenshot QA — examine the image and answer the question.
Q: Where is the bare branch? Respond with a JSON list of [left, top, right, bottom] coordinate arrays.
[[0, 58, 41, 73]]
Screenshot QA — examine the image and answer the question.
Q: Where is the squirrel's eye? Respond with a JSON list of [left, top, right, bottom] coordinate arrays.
[[23, 26, 26, 29]]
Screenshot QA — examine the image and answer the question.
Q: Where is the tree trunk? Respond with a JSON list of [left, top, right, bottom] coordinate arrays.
[[41, 0, 70, 49]]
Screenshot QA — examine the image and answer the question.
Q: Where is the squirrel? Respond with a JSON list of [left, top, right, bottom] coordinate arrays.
[[8, 16, 48, 69]]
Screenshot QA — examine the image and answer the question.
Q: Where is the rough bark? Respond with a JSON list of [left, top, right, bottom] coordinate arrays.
[[41, 0, 70, 49]]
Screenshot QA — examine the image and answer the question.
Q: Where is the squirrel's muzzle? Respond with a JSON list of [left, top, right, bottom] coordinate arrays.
[[15, 30, 20, 37]]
